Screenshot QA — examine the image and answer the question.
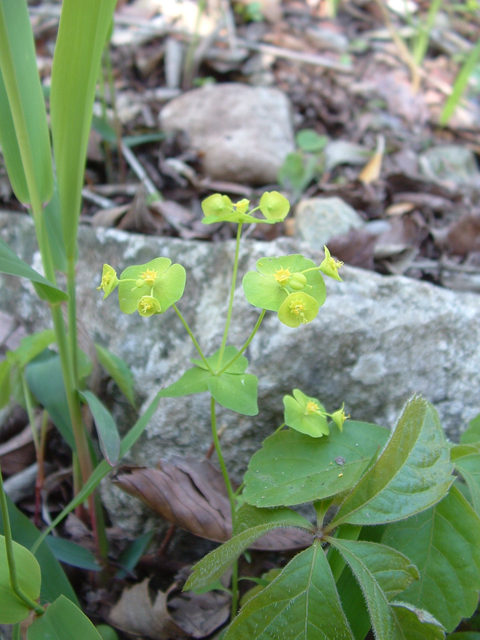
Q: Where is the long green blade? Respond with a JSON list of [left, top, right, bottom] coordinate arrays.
[[50, 0, 117, 259], [0, 0, 53, 206], [0, 237, 67, 303]]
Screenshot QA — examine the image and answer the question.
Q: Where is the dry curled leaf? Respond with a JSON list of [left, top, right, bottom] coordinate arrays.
[[109, 578, 187, 640], [445, 214, 480, 257], [114, 457, 312, 550]]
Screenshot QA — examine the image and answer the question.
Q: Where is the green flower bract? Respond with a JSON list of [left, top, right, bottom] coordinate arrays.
[[283, 389, 329, 438]]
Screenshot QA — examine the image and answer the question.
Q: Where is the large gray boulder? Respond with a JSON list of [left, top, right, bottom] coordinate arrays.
[[159, 83, 295, 185], [1, 211, 480, 533]]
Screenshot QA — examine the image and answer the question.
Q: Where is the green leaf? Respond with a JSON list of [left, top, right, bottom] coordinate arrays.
[[225, 540, 354, 640], [185, 505, 313, 591], [277, 151, 310, 196], [0, 495, 78, 607], [116, 530, 154, 579], [27, 595, 103, 640], [328, 538, 419, 639], [296, 129, 328, 153], [0, 359, 11, 408], [330, 397, 454, 527], [96, 625, 119, 640], [25, 349, 75, 450], [0, 534, 41, 624], [336, 563, 371, 640], [451, 443, 480, 461], [461, 414, 480, 445], [455, 454, 480, 514], [50, 0, 117, 260], [95, 344, 136, 407], [43, 183, 67, 273], [80, 390, 120, 466], [7, 330, 55, 369], [258, 191, 290, 222], [382, 485, 480, 632], [388, 602, 444, 639], [243, 421, 389, 507], [30, 391, 163, 555], [242, 254, 326, 313], [45, 536, 102, 572], [208, 373, 258, 416], [440, 38, 480, 125], [447, 634, 480, 640], [0, 0, 53, 205], [191, 345, 248, 374], [0, 237, 68, 304], [158, 367, 212, 398]]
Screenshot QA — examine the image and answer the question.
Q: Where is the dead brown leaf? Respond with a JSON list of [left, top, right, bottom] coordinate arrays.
[[0, 423, 36, 475], [113, 457, 312, 550], [445, 214, 480, 257], [109, 578, 188, 640], [117, 187, 166, 235], [168, 590, 230, 638], [328, 228, 378, 270]]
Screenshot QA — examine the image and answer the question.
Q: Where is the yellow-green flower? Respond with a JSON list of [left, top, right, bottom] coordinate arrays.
[[137, 295, 161, 317], [278, 292, 320, 328], [97, 264, 119, 299], [319, 246, 343, 281], [330, 404, 349, 432], [283, 389, 329, 438]]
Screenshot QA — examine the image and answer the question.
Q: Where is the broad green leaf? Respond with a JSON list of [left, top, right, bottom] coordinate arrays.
[[208, 373, 258, 416], [331, 397, 454, 527], [447, 634, 480, 640], [0, 534, 41, 624], [50, 0, 117, 260], [31, 391, 162, 554], [243, 421, 389, 507], [25, 349, 75, 450], [296, 129, 328, 153], [0, 495, 78, 606], [191, 345, 248, 374], [27, 595, 103, 640], [242, 255, 326, 313], [185, 506, 313, 592], [455, 454, 480, 514], [0, 237, 68, 303], [0, 358, 10, 408], [7, 330, 55, 369], [328, 538, 419, 639], [336, 563, 371, 640], [382, 485, 480, 632], [45, 536, 102, 572], [80, 391, 120, 465], [0, 0, 53, 205], [95, 344, 136, 407], [116, 530, 154, 579], [389, 602, 444, 639], [158, 367, 211, 398], [225, 541, 354, 640], [96, 625, 119, 640], [451, 444, 480, 460], [461, 414, 480, 445]]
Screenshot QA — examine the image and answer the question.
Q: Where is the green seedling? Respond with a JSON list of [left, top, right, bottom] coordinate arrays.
[[278, 129, 328, 201]]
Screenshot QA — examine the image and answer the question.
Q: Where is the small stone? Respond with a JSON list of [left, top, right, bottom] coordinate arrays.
[[159, 83, 295, 185], [295, 197, 365, 249]]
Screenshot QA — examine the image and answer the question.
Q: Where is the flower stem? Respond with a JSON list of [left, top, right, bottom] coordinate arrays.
[[173, 305, 214, 373], [218, 222, 243, 369], [210, 397, 238, 617], [217, 309, 266, 375]]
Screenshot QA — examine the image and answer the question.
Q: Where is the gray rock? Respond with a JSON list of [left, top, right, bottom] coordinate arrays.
[[2, 211, 480, 533], [419, 145, 480, 188], [159, 83, 294, 185], [295, 197, 365, 249]]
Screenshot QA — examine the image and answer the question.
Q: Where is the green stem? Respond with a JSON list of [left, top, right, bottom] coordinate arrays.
[[173, 304, 214, 373], [218, 222, 243, 368], [0, 464, 45, 617], [217, 309, 266, 376], [12, 623, 21, 640], [210, 397, 238, 617], [273, 422, 286, 435]]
